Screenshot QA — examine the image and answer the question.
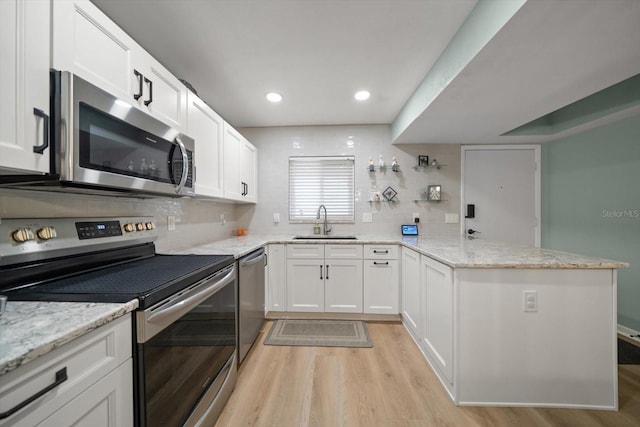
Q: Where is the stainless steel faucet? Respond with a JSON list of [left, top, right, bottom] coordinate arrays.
[[316, 204, 332, 235]]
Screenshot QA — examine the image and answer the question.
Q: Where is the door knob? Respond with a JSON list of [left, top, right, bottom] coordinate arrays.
[[467, 229, 481, 235]]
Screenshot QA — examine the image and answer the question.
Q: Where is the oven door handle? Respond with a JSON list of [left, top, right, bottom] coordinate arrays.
[[147, 267, 234, 326]]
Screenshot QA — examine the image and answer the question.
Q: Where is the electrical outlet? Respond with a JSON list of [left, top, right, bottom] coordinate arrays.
[[167, 215, 176, 231], [523, 290, 538, 312], [273, 213, 280, 223], [362, 212, 373, 223], [413, 213, 419, 223]]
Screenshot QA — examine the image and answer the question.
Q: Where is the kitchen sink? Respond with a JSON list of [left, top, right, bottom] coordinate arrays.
[[293, 235, 358, 240]]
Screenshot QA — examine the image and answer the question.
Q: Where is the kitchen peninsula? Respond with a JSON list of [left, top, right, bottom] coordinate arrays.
[[175, 234, 627, 410]]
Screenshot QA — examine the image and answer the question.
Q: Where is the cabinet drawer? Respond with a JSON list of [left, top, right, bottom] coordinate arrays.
[[287, 244, 325, 259], [364, 244, 398, 259], [325, 244, 363, 259], [0, 314, 132, 426]]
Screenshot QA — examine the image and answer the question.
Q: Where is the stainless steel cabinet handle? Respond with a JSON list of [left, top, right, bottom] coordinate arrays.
[[373, 250, 389, 254], [373, 261, 389, 265], [325, 265, 329, 279], [320, 265, 323, 279], [32, 108, 49, 154], [0, 368, 68, 419]]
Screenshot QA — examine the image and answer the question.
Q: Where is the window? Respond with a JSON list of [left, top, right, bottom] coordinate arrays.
[[289, 156, 355, 223]]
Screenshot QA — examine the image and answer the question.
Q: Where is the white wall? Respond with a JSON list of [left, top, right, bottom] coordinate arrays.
[[0, 189, 240, 252], [239, 124, 461, 237]]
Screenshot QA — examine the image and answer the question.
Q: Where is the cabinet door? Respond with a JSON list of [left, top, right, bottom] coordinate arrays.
[[222, 123, 243, 200], [401, 247, 422, 337], [324, 259, 363, 313], [363, 259, 399, 314], [52, 0, 136, 102], [40, 360, 133, 427], [0, 0, 50, 174], [187, 92, 224, 197], [267, 244, 287, 311], [422, 256, 454, 383], [133, 50, 187, 131], [286, 259, 324, 312], [240, 139, 257, 203]]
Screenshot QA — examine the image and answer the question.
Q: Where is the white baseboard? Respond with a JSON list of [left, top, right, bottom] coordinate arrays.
[[617, 324, 640, 344]]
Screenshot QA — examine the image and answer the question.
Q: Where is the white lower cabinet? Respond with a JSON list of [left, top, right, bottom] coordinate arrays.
[[266, 244, 287, 311], [287, 258, 325, 311], [39, 359, 133, 427], [401, 247, 422, 337], [286, 244, 363, 313], [0, 315, 133, 427], [324, 259, 363, 313], [363, 245, 399, 314], [421, 255, 454, 384]]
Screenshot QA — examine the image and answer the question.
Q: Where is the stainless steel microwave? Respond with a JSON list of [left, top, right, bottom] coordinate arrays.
[[0, 71, 195, 197]]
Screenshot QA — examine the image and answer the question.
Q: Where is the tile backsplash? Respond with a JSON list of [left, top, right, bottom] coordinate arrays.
[[239, 124, 462, 237], [0, 188, 239, 252], [0, 124, 462, 248]]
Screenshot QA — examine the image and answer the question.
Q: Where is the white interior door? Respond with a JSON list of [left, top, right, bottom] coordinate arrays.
[[461, 145, 540, 246]]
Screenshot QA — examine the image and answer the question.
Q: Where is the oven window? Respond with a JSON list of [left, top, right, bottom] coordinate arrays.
[[78, 103, 188, 184], [140, 280, 236, 427]]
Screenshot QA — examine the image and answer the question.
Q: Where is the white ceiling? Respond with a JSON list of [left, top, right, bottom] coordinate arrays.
[[91, 0, 477, 127], [91, 0, 640, 144]]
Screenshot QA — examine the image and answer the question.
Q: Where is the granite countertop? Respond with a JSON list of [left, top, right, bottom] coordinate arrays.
[[167, 234, 628, 269], [0, 300, 138, 376]]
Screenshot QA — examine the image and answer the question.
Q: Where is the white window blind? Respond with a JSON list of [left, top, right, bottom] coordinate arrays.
[[289, 156, 355, 223]]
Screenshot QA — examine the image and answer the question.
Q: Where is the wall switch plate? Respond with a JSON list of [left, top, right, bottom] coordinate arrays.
[[523, 290, 538, 312], [413, 213, 420, 223], [220, 213, 226, 225], [167, 215, 176, 231], [362, 212, 373, 223], [273, 213, 280, 223], [445, 213, 459, 224]]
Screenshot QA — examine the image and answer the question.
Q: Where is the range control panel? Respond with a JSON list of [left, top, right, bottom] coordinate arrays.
[[0, 217, 157, 266], [76, 220, 123, 240]]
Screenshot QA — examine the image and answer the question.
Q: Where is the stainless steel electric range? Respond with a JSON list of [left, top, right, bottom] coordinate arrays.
[[0, 217, 237, 426]]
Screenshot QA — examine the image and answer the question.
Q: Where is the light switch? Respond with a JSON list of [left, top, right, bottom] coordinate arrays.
[[445, 213, 459, 224], [273, 213, 280, 223], [362, 212, 373, 223]]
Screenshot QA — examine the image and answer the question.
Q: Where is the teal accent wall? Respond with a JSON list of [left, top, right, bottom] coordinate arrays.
[[542, 114, 640, 331]]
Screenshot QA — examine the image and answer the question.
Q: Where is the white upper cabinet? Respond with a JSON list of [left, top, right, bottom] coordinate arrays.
[[130, 49, 187, 131], [186, 91, 224, 198], [223, 122, 257, 203], [0, 0, 51, 174], [52, 0, 187, 131]]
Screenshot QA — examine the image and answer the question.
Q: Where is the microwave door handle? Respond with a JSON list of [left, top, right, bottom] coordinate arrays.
[[174, 136, 189, 193]]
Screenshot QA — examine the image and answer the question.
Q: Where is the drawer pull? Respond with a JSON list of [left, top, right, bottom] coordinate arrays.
[[0, 367, 68, 420], [373, 261, 389, 265], [373, 250, 389, 254], [320, 265, 323, 280]]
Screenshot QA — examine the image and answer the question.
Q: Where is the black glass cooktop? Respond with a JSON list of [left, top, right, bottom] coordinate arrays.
[[4, 254, 234, 309]]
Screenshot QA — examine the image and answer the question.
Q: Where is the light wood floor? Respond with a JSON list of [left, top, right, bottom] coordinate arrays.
[[215, 321, 640, 427]]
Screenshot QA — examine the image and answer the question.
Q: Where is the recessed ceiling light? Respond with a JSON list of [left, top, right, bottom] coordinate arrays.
[[266, 92, 283, 103], [354, 90, 370, 101]]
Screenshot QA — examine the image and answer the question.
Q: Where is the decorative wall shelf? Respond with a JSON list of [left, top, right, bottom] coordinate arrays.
[[412, 164, 446, 170]]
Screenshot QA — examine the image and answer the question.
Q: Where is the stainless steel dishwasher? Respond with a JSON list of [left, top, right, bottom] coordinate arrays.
[[238, 247, 266, 363]]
